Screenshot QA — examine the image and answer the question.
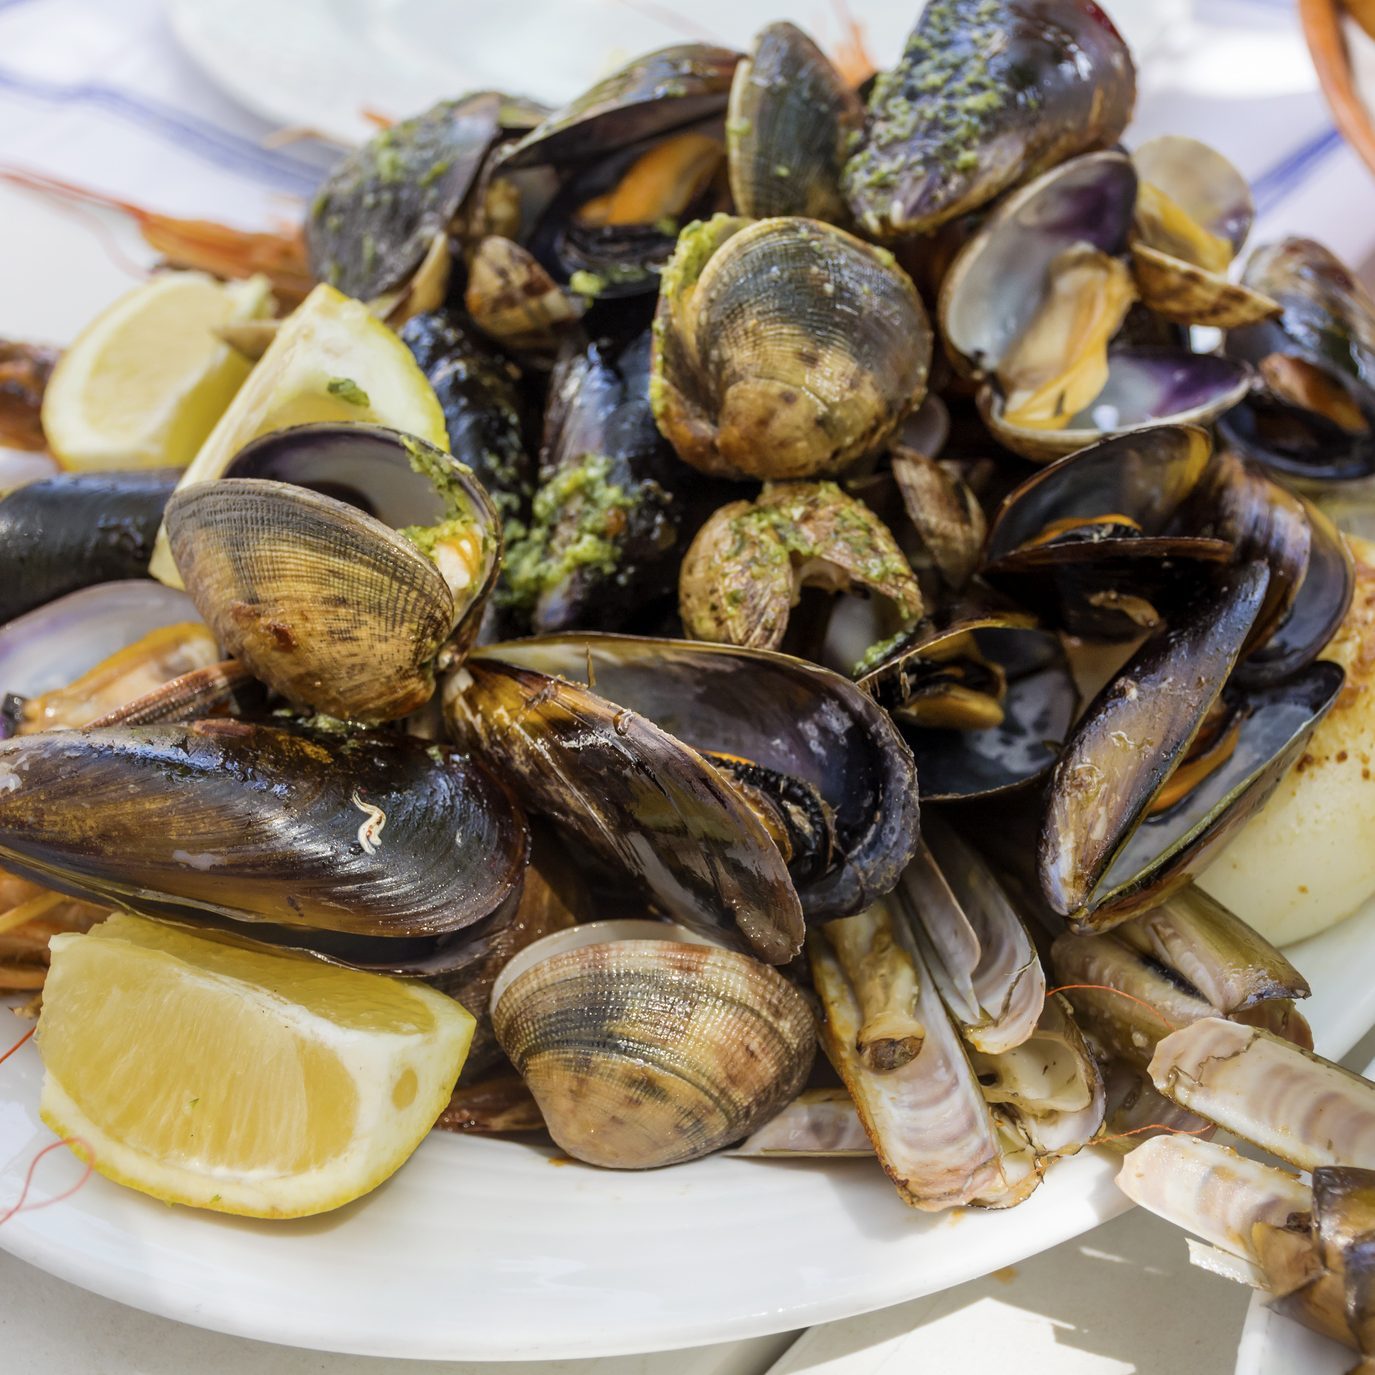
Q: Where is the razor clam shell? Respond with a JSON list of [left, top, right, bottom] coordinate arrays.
[[492, 927, 815, 1169], [1116, 1135, 1312, 1266], [907, 815, 1044, 1054], [730, 1087, 872, 1158], [0, 581, 200, 708], [1312, 1167, 1375, 1359], [969, 994, 1100, 1122], [0, 469, 178, 625], [1151, 1018, 1375, 1171], [0, 721, 527, 944], [1098, 1057, 1215, 1149], [726, 22, 861, 222], [810, 907, 1003, 1210], [1050, 931, 1216, 1071], [457, 634, 920, 924], [442, 651, 804, 962], [1040, 561, 1269, 919], [972, 1109, 1044, 1209], [1113, 886, 1309, 1016], [500, 44, 739, 168]]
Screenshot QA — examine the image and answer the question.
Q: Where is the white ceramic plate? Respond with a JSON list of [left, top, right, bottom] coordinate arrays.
[[4, 897, 1374, 1362], [164, 0, 1187, 145], [1233, 1049, 1375, 1375]]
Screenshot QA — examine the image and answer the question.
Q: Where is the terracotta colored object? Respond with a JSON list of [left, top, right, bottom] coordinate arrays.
[[1301, 0, 1375, 174]]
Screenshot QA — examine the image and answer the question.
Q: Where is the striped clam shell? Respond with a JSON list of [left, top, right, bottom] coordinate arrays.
[[491, 921, 816, 1169]]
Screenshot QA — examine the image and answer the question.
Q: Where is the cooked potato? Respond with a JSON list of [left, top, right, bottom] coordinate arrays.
[[1199, 535, 1375, 946]]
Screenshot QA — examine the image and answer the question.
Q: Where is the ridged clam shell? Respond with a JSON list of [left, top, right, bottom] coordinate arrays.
[[651, 216, 931, 480], [167, 477, 455, 723], [492, 923, 816, 1169]]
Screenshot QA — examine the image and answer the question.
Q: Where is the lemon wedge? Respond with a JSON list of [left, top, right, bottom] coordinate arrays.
[[36, 912, 473, 1219], [148, 282, 447, 588], [41, 271, 273, 473]]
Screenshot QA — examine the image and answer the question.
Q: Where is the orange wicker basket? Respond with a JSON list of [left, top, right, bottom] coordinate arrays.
[[1300, 0, 1375, 174]]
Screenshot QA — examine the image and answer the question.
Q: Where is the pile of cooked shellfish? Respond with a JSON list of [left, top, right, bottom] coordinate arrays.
[[8, 0, 1375, 1353]]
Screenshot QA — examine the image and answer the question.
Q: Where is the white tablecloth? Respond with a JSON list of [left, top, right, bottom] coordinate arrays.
[[2, 1, 1373, 1371]]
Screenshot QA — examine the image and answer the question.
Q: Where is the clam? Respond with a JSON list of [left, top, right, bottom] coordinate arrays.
[[981, 426, 1234, 640], [1129, 137, 1278, 328], [499, 45, 740, 169], [510, 321, 725, 633], [444, 634, 919, 938], [939, 153, 1251, 462], [650, 214, 932, 480], [842, 0, 1135, 239], [810, 902, 1004, 1210], [0, 469, 179, 625], [1222, 237, 1375, 484], [491, 919, 815, 1169], [165, 423, 501, 723], [889, 445, 985, 592], [0, 581, 200, 734], [463, 236, 586, 359], [726, 23, 862, 222], [1039, 562, 1346, 926], [679, 482, 923, 652], [306, 92, 510, 303], [0, 719, 527, 961]]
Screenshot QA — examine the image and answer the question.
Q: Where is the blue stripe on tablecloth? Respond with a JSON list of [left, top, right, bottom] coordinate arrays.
[[1252, 125, 1345, 215], [0, 68, 322, 193]]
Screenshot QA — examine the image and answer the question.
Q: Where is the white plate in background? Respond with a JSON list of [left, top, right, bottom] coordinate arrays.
[[164, 0, 1189, 144]]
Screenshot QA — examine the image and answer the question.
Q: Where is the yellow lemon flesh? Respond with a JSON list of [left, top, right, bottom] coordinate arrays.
[[148, 282, 447, 587], [36, 912, 473, 1218], [41, 271, 273, 472]]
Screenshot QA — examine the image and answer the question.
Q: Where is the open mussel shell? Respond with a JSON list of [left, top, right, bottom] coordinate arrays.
[[446, 634, 919, 933], [727, 22, 862, 222], [1129, 136, 1277, 328], [1235, 491, 1354, 686], [1040, 562, 1346, 927], [491, 920, 815, 1169], [860, 619, 1075, 801], [1223, 238, 1375, 484], [500, 44, 740, 169], [842, 0, 1135, 239], [0, 719, 527, 944], [306, 92, 505, 300], [982, 426, 1234, 639], [167, 424, 500, 723], [651, 214, 932, 480], [0, 469, 178, 625]]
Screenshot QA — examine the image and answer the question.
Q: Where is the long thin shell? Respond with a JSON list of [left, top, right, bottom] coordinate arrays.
[[731, 1088, 872, 1158], [1150, 1018, 1375, 1171], [1117, 1134, 1311, 1265], [810, 904, 1002, 1210]]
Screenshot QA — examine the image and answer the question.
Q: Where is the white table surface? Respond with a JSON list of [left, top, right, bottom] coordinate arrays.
[[4, 1, 1375, 1371]]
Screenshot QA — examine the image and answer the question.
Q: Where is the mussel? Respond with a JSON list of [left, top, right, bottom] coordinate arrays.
[[843, 0, 1136, 239], [508, 321, 721, 633], [1222, 237, 1375, 483], [726, 22, 862, 222], [443, 634, 919, 943], [0, 720, 527, 963], [491, 920, 815, 1169], [306, 92, 507, 302], [165, 423, 501, 723], [0, 469, 178, 625], [650, 215, 932, 480]]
